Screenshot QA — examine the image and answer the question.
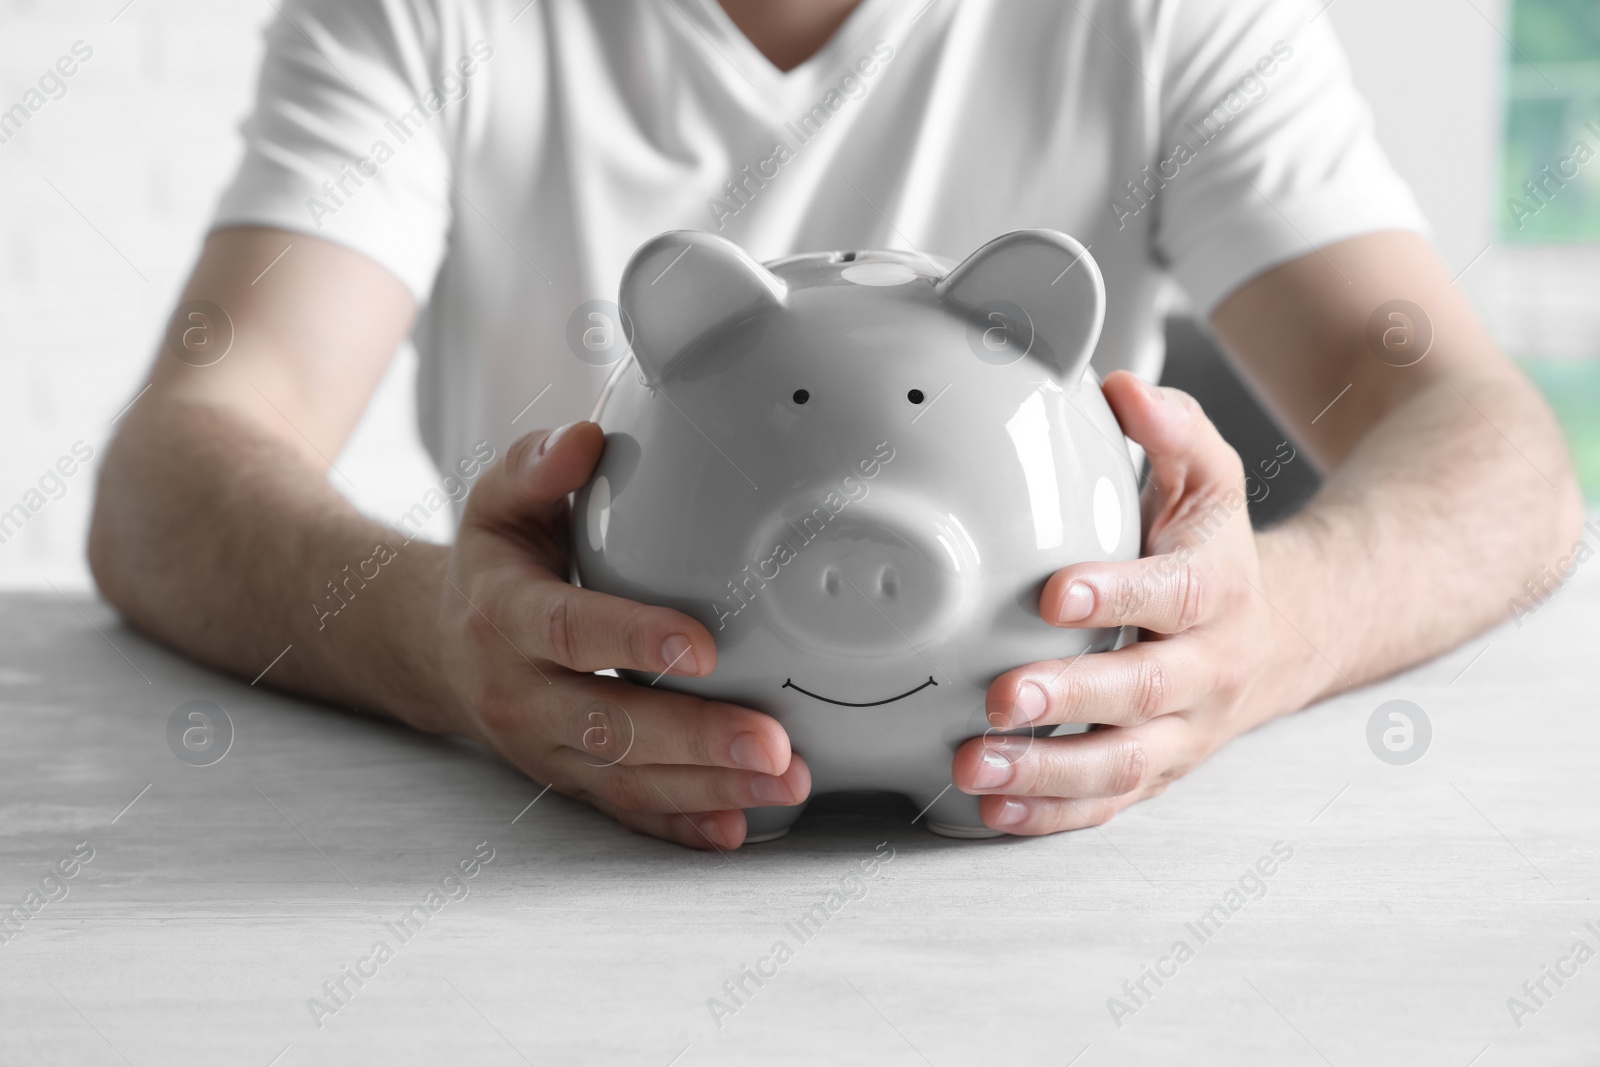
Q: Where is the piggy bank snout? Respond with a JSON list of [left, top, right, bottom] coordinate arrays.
[[760, 505, 968, 657]]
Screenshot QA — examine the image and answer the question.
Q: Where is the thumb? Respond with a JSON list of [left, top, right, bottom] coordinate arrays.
[[463, 421, 605, 531], [1101, 371, 1245, 502]]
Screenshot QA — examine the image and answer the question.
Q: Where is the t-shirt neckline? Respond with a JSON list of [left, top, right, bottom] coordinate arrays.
[[677, 0, 907, 100]]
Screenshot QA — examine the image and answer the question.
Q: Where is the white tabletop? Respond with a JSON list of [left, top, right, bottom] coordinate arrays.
[[1, 553, 1596, 1067]]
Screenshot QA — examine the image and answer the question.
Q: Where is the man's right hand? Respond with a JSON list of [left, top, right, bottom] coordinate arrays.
[[435, 421, 810, 850], [90, 227, 805, 853]]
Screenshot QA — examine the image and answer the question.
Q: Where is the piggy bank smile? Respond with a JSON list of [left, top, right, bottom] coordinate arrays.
[[780, 676, 938, 708], [574, 228, 1140, 840]]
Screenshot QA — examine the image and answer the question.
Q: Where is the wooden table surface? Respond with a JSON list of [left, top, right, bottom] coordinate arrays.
[[1, 557, 1597, 1067]]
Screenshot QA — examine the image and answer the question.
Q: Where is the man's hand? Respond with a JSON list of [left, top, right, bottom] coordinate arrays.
[[436, 421, 809, 850], [953, 371, 1304, 834], [91, 227, 807, 852], [950, 230, 1582, 836]]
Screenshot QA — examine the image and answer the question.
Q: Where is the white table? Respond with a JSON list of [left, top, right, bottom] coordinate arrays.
[[2, 557, 1597, 1066]]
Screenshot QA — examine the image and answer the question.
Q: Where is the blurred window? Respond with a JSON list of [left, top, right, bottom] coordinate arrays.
[[1499, 0, 1600, 242]]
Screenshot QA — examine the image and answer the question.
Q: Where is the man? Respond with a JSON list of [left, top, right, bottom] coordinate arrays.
[[89, 0, 1581, 849]]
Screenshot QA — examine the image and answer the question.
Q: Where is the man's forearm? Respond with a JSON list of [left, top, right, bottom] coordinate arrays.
[[91, 398, 453, 732], [1255, 368, 1584, 713]]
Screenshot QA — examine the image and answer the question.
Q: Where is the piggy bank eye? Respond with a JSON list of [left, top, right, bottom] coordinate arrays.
[[907, 389, 925, 404], [793, 389, 810, 405]]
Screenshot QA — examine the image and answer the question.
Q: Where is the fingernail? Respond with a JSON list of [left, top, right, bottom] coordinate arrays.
[[972, 748, 1015, 790], [660, 634, 699, 675], [991, 798, 1029, 828], [729, 733, 770, 773], [1141, 378, 1164, 402], [528, 422, 579, 470], [750, 774, 794, 805], [1013, 681, 1048, 725], [1057, 582, 1094, 623], [692, 814, 726, 848]]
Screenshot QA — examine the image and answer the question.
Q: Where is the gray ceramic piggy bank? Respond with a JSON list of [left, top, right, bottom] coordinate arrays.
[[573, 228, 1139, 840]]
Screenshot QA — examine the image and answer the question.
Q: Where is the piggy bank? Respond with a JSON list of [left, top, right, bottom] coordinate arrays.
[[573, 229, 1140, 840]]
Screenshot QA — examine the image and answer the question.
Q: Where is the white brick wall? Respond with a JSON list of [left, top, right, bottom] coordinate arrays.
[[0, 0, 448, 590]]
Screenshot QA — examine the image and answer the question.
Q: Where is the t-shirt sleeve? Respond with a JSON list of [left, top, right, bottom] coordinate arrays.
[[211, 0, 453, 302], [1153, 0, 1429, 314]]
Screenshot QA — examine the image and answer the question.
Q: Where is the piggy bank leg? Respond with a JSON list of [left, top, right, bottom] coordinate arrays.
[[916, 788, 1004, 839], [743, 804, 807, 843]]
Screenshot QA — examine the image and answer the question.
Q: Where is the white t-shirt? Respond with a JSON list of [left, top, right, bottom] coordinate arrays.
[[213, 0, 1426, 477]]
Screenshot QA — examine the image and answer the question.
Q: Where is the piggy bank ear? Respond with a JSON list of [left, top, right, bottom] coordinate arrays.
[[936, 230, 1105, 381], [618, 230, 787, 385]]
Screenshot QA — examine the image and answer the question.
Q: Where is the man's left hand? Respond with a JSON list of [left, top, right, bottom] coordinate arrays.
[[952, 370, 1308, 834]]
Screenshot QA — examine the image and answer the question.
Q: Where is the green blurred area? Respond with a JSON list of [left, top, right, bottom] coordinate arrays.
[[1502, 0, 1600, 502], [1519, 358, 1600, 500], [1511, 0, 1600, 61], [1499, 0, 1600, 242]]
